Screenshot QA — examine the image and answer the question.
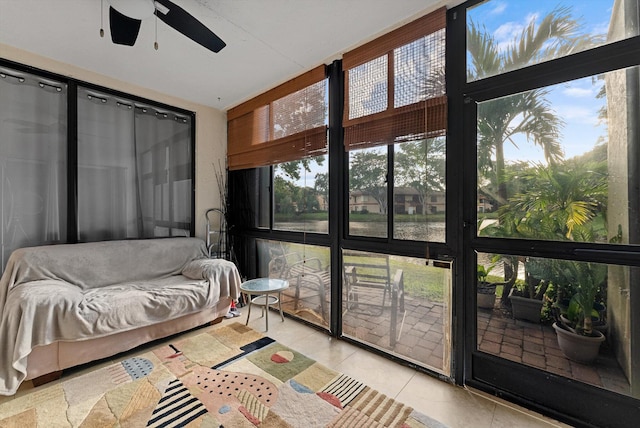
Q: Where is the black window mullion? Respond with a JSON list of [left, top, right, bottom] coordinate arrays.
[[67, 81, 78, 244], [190, 113, 196, 236], [387, 144, 394, 241], [328, 59, 344, 337], [269, 166, 274, 230]]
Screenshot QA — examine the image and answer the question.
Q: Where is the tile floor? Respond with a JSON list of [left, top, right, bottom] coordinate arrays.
[[241, 310, 571, 428], [1, 313, 572, 428]]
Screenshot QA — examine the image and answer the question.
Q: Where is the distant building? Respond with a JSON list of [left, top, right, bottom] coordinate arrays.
[[349, 190, 384, 214], [477, 193, 494, 213], [393, 187, 445, 214], [350, 188, 494, 214]]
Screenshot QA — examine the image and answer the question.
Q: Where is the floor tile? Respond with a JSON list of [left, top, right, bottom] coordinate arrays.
[[2, 314, 570, 428]]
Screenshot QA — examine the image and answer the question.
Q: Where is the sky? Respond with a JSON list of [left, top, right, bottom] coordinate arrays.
[[284, 1, 619, 187], [468, 0, 616, 164]]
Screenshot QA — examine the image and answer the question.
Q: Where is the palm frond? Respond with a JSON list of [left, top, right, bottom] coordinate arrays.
[[505, 6, 582, 68], [467, 20, 501, 79]]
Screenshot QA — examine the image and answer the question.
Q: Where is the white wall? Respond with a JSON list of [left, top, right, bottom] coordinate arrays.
[[0, 44, 227, 240]]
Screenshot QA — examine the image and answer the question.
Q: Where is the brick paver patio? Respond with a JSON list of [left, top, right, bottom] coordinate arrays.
[[478, 305, 631, 395], [275, 285, 630, 395], [279, 287, 448, 373]]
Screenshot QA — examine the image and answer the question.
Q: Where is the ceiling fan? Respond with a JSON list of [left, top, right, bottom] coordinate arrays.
[[105, 0, 226, 53]]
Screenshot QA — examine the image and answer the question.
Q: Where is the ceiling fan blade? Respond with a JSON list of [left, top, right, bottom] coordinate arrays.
[[153, 0, 226, 53], [109, 6, 142, 46]]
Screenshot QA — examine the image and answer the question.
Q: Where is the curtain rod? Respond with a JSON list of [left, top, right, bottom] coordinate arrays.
[[0, 71, 25, 82]]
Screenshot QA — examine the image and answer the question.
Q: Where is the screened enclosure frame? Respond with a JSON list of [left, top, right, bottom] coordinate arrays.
[[227, 6, 456, 383], [449, 1, 640, 427]]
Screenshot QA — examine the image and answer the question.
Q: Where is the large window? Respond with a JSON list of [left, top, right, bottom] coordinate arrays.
[[338, 7, 452, 377], [0, 63, 195, 272], [78, 88, 193, 240], [228, 6, 451, 380], [227, 67, 330, 330], [344, 10, 447, 242]]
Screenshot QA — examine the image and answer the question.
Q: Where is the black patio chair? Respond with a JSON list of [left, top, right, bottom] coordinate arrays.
[[343, 251, 406, 347]]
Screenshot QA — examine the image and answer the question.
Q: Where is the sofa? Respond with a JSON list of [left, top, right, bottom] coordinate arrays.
[[0, 237, 241, 396]]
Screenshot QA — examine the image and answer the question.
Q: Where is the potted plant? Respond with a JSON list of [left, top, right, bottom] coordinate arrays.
[[507, 257, 547, 323], [477, 263, 497, 309], [551, 261, 606, 364]]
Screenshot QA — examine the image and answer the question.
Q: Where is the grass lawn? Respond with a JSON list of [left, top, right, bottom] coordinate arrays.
[[278, 242, 447, 304], [389, 257, 447, 302]]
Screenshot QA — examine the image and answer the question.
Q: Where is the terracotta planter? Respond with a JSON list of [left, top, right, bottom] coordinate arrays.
[[508, 288, 543, 323], [553, 322, 605, 364]]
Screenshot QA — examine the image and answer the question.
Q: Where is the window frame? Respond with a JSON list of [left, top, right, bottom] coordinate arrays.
[[0, 58, 196, 245]]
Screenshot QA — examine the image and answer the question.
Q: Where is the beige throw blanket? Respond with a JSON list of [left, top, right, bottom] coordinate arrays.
[[0, 238, 241, 396]]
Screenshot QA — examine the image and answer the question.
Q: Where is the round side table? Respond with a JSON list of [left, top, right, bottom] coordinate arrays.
[[240, 278, 289, 331]]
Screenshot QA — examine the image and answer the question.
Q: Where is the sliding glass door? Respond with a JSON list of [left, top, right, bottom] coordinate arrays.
[[458, 0, 640, 425]]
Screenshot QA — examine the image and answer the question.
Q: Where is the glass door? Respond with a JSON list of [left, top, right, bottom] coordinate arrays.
[[461, 1, 640, 425]]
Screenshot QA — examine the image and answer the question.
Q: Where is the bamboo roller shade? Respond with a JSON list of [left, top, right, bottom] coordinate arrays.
[[343, 7, 447, 151], [227, 65, 328, 170]]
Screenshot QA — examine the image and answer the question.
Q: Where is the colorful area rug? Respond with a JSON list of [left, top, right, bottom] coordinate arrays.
[[0, 322, 447, 427]]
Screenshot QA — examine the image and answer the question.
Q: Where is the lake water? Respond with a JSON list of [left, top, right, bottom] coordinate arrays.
[[275, 221, 446, 242]]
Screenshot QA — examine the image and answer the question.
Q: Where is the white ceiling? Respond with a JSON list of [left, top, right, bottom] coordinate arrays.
[[0, 0, 462, 111]]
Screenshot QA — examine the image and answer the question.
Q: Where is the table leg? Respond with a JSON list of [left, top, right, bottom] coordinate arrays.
[[265, 292, 269, 331], [278, 291, 285, 322], [244, 292, 252, 326]]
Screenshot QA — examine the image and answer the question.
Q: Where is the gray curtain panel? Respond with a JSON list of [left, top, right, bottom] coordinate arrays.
[[0, 68, 67, 271]]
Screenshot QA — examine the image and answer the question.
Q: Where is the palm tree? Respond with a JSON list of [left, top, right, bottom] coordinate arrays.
[[500, 162, 607, 241], [468, 6, 598, 206], [484, 160, 607, 303]]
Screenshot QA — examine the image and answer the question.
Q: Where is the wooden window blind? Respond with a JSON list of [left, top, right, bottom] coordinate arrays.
[[343, 7, 447, 151], [227, 65, 328, 170]]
